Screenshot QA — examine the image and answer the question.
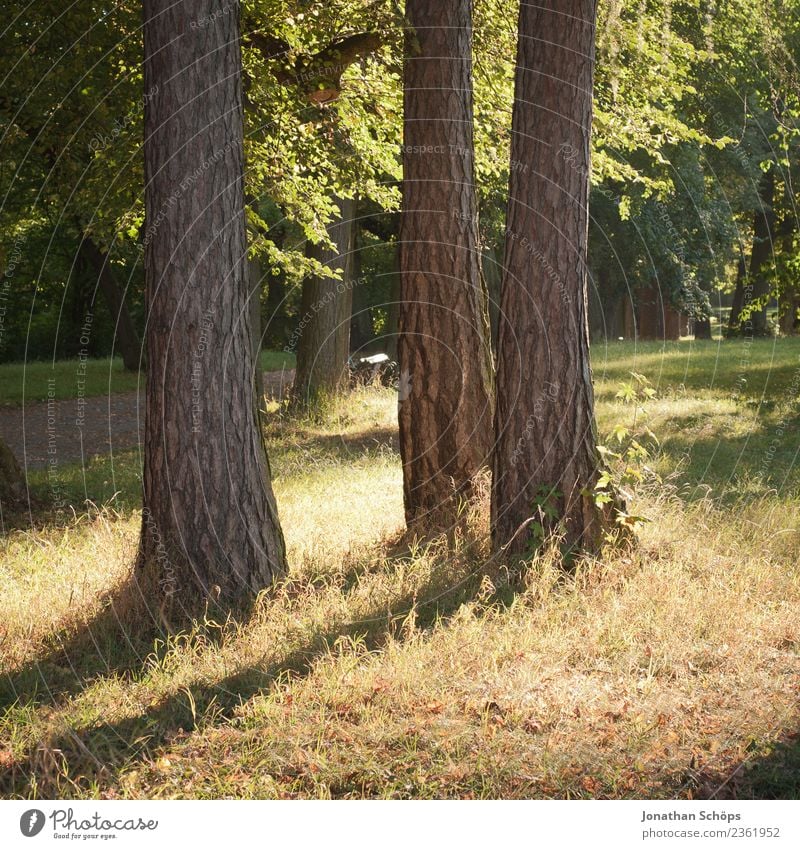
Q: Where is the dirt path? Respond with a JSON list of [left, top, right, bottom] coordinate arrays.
[[0, 370, 294, 471]]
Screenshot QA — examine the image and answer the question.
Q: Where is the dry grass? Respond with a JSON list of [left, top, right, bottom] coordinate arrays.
[[1, 364, 800, 799]]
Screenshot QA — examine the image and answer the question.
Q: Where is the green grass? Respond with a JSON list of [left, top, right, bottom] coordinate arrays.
[[592, 339, 800, 503], [2, 341, 800, 800], [259, 349, 296, 373], [0, 357, 141, 405], [0, 350, 295, 405], [18, 338, 800, 514], [592, 337, 800, 403]]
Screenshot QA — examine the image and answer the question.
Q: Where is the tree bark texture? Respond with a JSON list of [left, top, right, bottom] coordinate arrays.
[[398, 0, 493, 526], [140, 0, 286, 604], [492, 0, 613, 555]]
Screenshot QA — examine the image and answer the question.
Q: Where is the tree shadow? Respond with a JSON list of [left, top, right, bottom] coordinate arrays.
[[653, 408, 800, 504], [1, 572, 200, 712], [692, 725, 800, 799], [0, 525, 507, 797], [269, 425, 399, 464]]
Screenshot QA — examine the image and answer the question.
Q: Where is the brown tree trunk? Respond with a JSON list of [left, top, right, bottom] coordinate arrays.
[[398, 0, 493, 526], [492, 0, 614, 556], [80, 237, 142, 371], [483, 245, 502, 350], [384, 243, 401, 360], [693, 317, 712, 339], [0, 437, 25, 515], [248, 253, 265, 404], [779, 214, 797, 335], [139, 0, 286, 605], [293, 198, 355, 404], [349, 219, 374, 352], [264, 265, 289, 350], [745, 167, 776, 337], [780, 290, 798, 335], [727, 253, 747, 335]]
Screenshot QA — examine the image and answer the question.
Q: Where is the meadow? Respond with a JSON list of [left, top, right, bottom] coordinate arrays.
[[1, 338, 799, 799]]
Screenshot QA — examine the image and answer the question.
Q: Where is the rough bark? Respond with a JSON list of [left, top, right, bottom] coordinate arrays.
[[398, 0, 493, 526], [293, 198, 355, 404], [139, 0, 286, 605], [80, 237, 142, 371], [492, 0, 615, 555]]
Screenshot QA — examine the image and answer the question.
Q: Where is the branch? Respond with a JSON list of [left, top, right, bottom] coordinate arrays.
[[244, 29, 384, 103]]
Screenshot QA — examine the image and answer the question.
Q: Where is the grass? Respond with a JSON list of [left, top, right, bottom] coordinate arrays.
[[1, 339, 800, 799], [0, 350, 295, 405]]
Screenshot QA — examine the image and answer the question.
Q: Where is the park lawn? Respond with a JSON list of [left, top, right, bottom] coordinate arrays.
[[0, 350, 296, 406], [592, 336, 800, 403], [2, 340, 800, 799]]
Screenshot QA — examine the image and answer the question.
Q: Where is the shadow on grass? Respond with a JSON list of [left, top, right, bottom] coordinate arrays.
[[653, 409, 800, 504], [692, 727, 800, 799], [268, 425, 399, 465], [0, 525, 504, 797]]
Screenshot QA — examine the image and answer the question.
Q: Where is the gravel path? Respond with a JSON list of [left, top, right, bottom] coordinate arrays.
[[0, 370, 294, 471]]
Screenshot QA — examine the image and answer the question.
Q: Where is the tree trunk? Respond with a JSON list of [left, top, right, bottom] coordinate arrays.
[[139, 0, 286, 605], [293, 197, 355, 404], [780, 290, 798, 335], [693, 317, 712, 339], [264, 268, 289, 350], [492, 0, 615, 556], [248, 253, 265, 404], [398, 0, 493, 526], [384, 243, 401, 360], [482, 244, 502, 351], [744, 167, 776, 337], [779, 213, 797, 335], [727, 253, 747, 335], [349, 219, 374, 352], [0, 437, 25, 515], [80, 237, 142, 371]]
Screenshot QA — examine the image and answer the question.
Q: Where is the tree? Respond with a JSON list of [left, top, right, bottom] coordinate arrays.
[[492, 0, 616, 555], [293, 198, 355, 404], [79, 236, 143, 371], [139, 0, 286, 604], [0, 437, 25, 516], [743, 166, 777, 336], [398, 0, 493, 527]]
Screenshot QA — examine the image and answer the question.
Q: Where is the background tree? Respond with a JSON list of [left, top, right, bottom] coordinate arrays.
[[293, 198, 356, 404], [398, 0, 493, 527], [0, 437, 26, 518], [139, 0, 286, 603], [492, 0, 614, 555]]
